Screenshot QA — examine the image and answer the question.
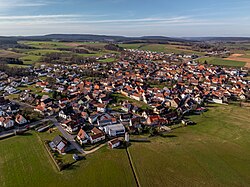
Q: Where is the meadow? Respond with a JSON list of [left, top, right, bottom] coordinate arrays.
[[0, 104, 250, 187], [0, 132, 136, 187], [129, 104, 250, 187], [198, 57, 246, 67], [119, 43, 205, 55]]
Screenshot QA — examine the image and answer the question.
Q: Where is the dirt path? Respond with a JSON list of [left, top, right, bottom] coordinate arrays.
[[84, 143, 106, 155], [226, 54, 250, 68]]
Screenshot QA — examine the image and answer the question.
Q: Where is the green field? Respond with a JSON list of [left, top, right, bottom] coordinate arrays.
[[224, 42, 250, 50], [0, 132, 136, 187], [0, 49, 23, 58], [19, 41, 73, 49], [198, 57, 246, 67], [110, 93, 151, 110], [0, 104, 250, 187], [129, 104, 250, 187], [20, 55, 42, 64], [99, 57, 116, 63], [15, 41, 118, 63], [119, 43, 205, 55]]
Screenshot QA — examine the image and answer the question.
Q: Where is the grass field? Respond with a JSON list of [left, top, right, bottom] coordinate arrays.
[[99, 57, 116, 63], [198, 57, 246, 67], [0, 104, 250, 187], [110, 93, 151, 110], [0, 49, 23, 58], [119, 43, 205, 55], [0, 131, 136, 187], [20, 55, 42, 64], [129, 104, 250, 187]]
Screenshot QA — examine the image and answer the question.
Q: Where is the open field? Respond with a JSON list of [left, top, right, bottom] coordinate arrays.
[[119, 43, 205, 55], [99, 57, 116, 63], [198, 57, 246, 67], [0, 49, 23, 58], [20, 55, 42, 65], [226, 54, 250, 68], [1, 104, 250, 187], [0, 131, 136, 187], [110, 93, 151, 110], [224, 42, 250, 50], [129, 104, 250, 187], [19, 41, 107, 51], [19, 41, 73, 49]]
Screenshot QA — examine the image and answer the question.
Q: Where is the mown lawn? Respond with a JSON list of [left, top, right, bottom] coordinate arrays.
[[129, 104, 250, 187], [198, 57, 246, 67], [0, 131, 137, 187]]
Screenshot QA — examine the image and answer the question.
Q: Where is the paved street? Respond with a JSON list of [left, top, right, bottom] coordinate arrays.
[[0, 118, 50, 138], [50, 118, 85, 154]]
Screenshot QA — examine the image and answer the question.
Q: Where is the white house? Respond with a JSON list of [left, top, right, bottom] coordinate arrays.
[[108, 138, 120, 149], [77, 127, 105, 144], [15, 114, 28, 125], [88, 127, 106, 144], [104, 124, 125, 137], [0, 117, 14, 129]]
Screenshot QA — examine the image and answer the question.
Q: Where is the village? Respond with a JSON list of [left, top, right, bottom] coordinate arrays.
[[0, 48, 249, 167]]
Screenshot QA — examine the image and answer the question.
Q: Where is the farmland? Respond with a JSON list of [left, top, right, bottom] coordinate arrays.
[[198, 57, 246, 67], [119, 43, 205, 55], [0, 104, 250, 187], [129, 104, 250, 187], [0, 49, 23, 58], [0, 41, 121, 68], [0, 131, 137, 187]]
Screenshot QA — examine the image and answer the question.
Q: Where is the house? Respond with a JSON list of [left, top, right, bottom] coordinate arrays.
[[0, 109, 5, 116], [129, 117, 142, 129], [7, 104, 19, 114], [0, 97, 10, 106], [40, 98, 53, 108], [88, 113, 100, 124], [88, 127, 105, 144], [108, 138, 121, 149], [34, 105, 46, 115], [146, 115, 167, 126], [104, 124, 125, 137], [51, 135, 68, 154], [77, 129, 88, 145], [0, 117, 15, 129], [97, 119, 113, 127], [98, 97, 110, 105], [59, 108, 75, 120], [36, 81, 48, 88], [15, 114, 28, 125], [77, 127, 105, 144], [61, 120, 79, 134], [120, 113, 132, 122], [130, 93, 142, 101], [96, 103, 107, 113]]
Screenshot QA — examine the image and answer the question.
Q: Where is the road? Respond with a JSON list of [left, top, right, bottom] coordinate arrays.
[[50, 118, 85, 155], [0, 118, 50, 138], [10, 99, 35, 109]]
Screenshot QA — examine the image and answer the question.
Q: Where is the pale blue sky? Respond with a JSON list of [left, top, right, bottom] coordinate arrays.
[[0, 0, 250, 36]]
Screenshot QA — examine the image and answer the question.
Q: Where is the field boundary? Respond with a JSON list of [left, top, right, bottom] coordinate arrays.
[[126, 147, 141, 187], [42, 140, 62, 171], [0, 133, 15, 140]]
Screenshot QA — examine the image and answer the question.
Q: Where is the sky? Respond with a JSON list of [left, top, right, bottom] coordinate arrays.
[[0, 0, 250, 36]]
